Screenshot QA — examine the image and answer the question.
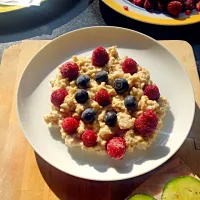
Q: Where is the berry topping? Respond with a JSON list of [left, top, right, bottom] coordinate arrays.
[[60, 61, 79, 81], [133, 0, 145, 7], [144, 85, 160, 100], [134, 110, 158, 137], [124, 96, 138, 111], [113, 78, 129, 94], [196, 2, 200, 11], [185, 9, 191, 15], [81, 108, 96, 124], [104, 111, 117, 127], [106, 137, 126, 160], [51, 88, 68, 107], [167, 1, 182, 17], [75, 89, 89, 104], [92, 46, 109, 67], [123, 5, 129, 10], [144, 0, 154, 10], [95, 71, 108, 84], [81, 130, 97, 147], [76, 75, 90, 89], [122, 58, 138, 75], [95, 89, 111, 106], [62, 117, 79, 134]]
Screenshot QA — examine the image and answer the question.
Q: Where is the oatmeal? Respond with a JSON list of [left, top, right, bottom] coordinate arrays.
[[44, 46, 168, 160]]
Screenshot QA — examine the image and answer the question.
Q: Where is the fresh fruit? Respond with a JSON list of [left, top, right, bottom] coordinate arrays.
[[161, 176, 200, 200], [128, 194, 156, 200], [60, 61, 79, 81], [134, 110, 158, 136], [92, 46, 109, 67], [51, 88, 68, 107], [196, 2, 200, 11], [134, 0, 145, 7], [185, 9, 191, 14], [104, 111, 117, 127], [144, 0, 154, 10], [95, 89, 111, 106], [95, 71, 108, 84], [113, 78, 129, 94], [122, 58, 138, 75], [106, 137, 126, 160], [76, 74, 90, 88], [144, 85, 160, 100], [75, 89, 89, 103], [123, 5, 129, 10], [183, 0, 194, 9], [167, 1, 183, 17], [62, 117, 79, 134], [124, 96, 138, 111], [81, 130, 97, 147], [81, 108, 96, 123]]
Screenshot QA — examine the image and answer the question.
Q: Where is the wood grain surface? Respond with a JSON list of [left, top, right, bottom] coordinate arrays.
[[0, 40, 199, 200]]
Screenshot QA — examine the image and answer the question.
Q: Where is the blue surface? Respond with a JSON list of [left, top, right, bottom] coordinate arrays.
[[0, 0, 199, 76]]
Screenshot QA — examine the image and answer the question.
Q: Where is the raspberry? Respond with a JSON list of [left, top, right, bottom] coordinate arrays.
[[51, 88, 68, 107], [134, 110, 158, 136], [196, 2, 200, 10], [81, 130, 97, 147], [122, 58, 138, 75], [123, 5, 129, 10], [158, 1, 165, 11], [92, 47, 109, 67], [167, 1, 182, 17], [134, 0, 145, 6], [95, 89, 111, 106], [144, 85, 160, 100], [62, 117, 79, 134], [185, 9, 191, 14], [183, 0, 194, 9], [106, 137, 126, 160], [60, 61, 79, 81], [144, 0, 154, 10]]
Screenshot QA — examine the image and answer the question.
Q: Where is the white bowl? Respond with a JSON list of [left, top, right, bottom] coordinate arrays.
[[17, 27, 195, 181]]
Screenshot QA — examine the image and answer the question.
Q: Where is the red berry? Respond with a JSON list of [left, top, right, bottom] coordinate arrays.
[[107, 137, 126, 160], [51, 88, 68, 107], [95, 89, 111, 106], [134, 110, 158, 136], [134, 0, 145, 7], [62, 117, 79, 134], [60, 61, 79, 81], [183, 0, 194, 10], [81, 130, 97, 147], [167, 1, 182, 17], [144, 0, 154, 10], [123, 5, 129, 10], [122, 58, 138, 75], [185, 9, 191, 14], [196, 2, 200, 11], [92, 47, 109, 67], [158, 1, 165, 11], [144, 85, 160, 100]]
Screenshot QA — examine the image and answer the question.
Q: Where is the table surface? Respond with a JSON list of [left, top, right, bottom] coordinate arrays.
[[0, 0, 200, 76]]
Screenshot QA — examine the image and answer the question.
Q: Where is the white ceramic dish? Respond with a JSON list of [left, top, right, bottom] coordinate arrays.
[[17, 26, 195, 181]]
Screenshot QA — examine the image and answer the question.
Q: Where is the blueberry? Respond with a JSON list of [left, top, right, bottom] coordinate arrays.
[[113, 78, 129, 94], [75, 89, 89, 103], [104, 111, 117, 127], [95, 71, 108, 84], [81, 108, 96, 123], [76, 75, 90, 89], [124, 96, 138, 111]]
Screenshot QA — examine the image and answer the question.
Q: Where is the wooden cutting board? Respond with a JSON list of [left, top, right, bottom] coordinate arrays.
[[0, 40, 199, 200]]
